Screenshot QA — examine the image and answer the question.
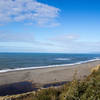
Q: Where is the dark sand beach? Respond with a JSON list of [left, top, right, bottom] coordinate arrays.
[[0, 60, 100, 87]]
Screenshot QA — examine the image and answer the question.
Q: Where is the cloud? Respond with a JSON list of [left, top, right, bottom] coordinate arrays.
[[50, 34, 80, 43], [1, 41, 100, 53], [0, 41, 59, 53], [0, 32, 100, 53], [48, 34, 100, 53], [0, 31, 57, 52], [0, 31, 35, 42], [0, 0, 60, 26]]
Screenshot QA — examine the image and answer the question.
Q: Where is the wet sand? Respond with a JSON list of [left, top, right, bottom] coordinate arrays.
[[0, 60, 100, 87]]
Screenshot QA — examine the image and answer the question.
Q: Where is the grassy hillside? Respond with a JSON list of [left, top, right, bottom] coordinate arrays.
[[1, 65, 100, 100]]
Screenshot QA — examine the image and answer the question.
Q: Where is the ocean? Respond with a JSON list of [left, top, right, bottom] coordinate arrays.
[[0, 53, 100, 72]]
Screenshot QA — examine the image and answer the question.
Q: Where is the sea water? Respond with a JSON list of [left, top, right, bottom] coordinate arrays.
[[0, 53, 100, 72]]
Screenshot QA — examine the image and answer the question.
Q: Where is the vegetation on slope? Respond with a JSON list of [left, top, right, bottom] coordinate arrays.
[[1, 65, 100, 100]]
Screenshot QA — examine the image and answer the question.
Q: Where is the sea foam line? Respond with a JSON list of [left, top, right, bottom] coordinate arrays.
[[0, 58, 100, 73]]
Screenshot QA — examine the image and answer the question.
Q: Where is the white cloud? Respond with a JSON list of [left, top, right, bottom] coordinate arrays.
[[0, 31, 35, 42], [0, 32, 100, 53], [47, 34, 100, 53], [0, 0, 60, 26], [50, 34, 79, 43]]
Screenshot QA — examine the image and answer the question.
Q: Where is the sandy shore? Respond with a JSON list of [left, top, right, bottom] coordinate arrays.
[[0, 60, 100, 87]]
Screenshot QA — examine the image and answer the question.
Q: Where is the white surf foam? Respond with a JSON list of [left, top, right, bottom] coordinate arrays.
[[0, 58, 100, 73], [55, 58, 71, 61]]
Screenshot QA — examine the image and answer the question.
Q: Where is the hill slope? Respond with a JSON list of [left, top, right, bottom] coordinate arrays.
[[1, 65, 100, 100]]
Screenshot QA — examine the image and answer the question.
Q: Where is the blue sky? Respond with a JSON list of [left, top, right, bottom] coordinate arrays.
[[0, 0, 100, 53]]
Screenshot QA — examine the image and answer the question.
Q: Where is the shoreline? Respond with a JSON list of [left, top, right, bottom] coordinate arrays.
[[0, 60, 100, 87], [0, 58, 100, 73]]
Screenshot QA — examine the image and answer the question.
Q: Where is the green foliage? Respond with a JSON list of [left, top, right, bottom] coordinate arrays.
[[33, 88, 61, 100]]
